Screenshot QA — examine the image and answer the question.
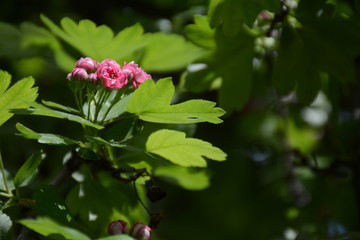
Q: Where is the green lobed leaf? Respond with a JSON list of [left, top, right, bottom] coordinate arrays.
[[215, 29, 255, 111], [31, 185, 74, 227], [65, 168, 147, 237], [41, 15, 146, 62], [20, 21, 76, 72], [12, 101, 103, 129], [127, 78, 225, 124], [271, 25, 321, 104], [146, 129, 227, 167], [154, 165, 211, 190], [208, 0, 226, 29], [19, 217, 90, 240], [208, 0, 261, 36], [0, 211, 12, 239], [16, 123, 79, 146], [185, 15, 215, 49], [0, 22, 36, 59], [0, 71, 38, 126], [13, 150, 44, 188], [140, 32, 205, 72], [0, 71, 11, 96]]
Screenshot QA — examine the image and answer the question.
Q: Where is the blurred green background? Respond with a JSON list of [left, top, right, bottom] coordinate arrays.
[[1, 0, 360, 239]]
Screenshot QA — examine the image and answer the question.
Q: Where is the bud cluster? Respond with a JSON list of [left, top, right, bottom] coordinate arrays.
[[108, 220, 152, 240], [67, 57, 151, 89]]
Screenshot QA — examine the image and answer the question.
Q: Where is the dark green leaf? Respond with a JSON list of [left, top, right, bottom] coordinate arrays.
[[208, 0, 261, 36], [74, 147, 100, 161], [19, 217, 90, 240], [271, 25, 321, 104], [184, 65, 218, 93], [31, 185, 74, 226], [154, 165, 211, 190], [185, 15, 215, 49], [214, 29, 255, 111], [13, 150, 44, 188], [100, 118, 141, 143]]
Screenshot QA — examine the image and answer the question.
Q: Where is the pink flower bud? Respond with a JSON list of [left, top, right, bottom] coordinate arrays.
[[108, 220, 128, 235], [130, 223, 152, 240], [99, 59, 121, 71], [88, 73, 98, 83], [69, 68, 88, 81], [97, 66, 128, 89], [75, 57, 98, 72], [122, 61, 152, 88]]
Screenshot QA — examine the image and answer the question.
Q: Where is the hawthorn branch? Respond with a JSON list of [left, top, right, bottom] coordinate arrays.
[[266, 0, 289, 37]]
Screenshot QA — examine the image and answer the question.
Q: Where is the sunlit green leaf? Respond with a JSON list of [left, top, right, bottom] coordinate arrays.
[[154, 165, 211, 190], [19, 217, 90, 240], [146, 129, 227, 167], [141, 32, 205, 72], [0, 71, 38, 126], [13, 150, 44, 188], [127, 78, 225, 124], [16, 123, 79, 145], [12, 101, 103, 129], [42, 100, 79, 114], [41, 15, 146, 62], [287, 119, 317, 154]]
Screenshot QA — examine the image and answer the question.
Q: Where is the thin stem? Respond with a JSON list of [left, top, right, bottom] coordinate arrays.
[[133, 181, 151, 216], [0, 192, 12, 198], [99, 89, 123, 124], [0, 152, 10, 195]]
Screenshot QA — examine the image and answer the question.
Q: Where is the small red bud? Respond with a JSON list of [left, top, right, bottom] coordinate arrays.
[[108, 220, 128, 235], [130, 222, 152, 240]]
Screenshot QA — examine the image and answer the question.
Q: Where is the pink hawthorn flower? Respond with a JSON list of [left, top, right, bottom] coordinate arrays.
[[97, 65, 128, 89], [130, 223, 152, 240], [75, 57, 98, 72], [108, 220, 128, 235], [67, 67, 89, 81], [122, 61, 152, 88], [88, 73, 98, 83], [99, 59, 121, 71]]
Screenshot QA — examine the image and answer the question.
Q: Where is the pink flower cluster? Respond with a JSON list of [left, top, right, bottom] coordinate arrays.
[[108, 220, 152, 240], [67, 57, 151, 89]]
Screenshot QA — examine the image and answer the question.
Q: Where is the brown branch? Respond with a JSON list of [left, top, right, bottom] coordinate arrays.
[[266, 0, 289, 37]]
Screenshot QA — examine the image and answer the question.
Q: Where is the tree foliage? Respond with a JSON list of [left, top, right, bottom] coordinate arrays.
[[0, 0, 360, 239]]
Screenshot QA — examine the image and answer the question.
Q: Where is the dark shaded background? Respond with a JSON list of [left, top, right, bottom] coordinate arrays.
[[1, 0, 360, 239]]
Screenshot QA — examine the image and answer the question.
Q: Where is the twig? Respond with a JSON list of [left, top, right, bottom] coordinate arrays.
[[266, 0, 289, 38]]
